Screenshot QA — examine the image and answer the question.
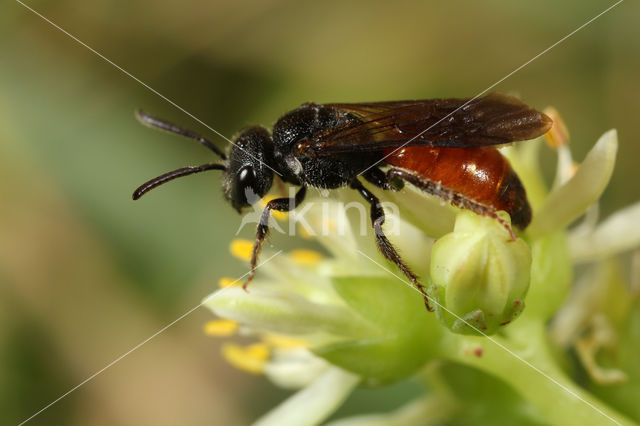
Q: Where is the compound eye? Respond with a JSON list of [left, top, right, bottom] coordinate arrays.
[[238, 166, 256, 189], [235, 165, 258, 204]]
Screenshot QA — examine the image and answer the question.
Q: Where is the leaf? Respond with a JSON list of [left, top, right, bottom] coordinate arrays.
[[314, 336, 428, 384], [312, 276, 441, 383]]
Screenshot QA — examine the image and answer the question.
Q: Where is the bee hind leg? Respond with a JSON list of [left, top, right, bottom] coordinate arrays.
[[349, 178, 432, 311], [363, 167, 404, 191]]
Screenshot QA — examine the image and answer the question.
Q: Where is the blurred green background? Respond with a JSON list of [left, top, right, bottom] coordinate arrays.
[[1, 0, 638, 424]]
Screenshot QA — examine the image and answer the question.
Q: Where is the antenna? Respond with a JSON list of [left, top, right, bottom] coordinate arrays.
[[135, 110, 227, 160], [132, 163, 226, 200]]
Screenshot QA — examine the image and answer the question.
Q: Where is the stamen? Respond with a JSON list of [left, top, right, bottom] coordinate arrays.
[[289, 249, 324, 266], [222, 343, 270, 374], [262, 334, 308, 349], [203, 319, 238, 337], [218, 277, 239, 288], [230, 239, 253, 261]]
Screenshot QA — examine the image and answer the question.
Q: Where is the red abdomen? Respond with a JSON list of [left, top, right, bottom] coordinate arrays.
[[384, 146, 531, 229]]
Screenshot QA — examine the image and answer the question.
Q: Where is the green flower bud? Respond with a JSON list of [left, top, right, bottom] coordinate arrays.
[[427, 211, 532, 335]]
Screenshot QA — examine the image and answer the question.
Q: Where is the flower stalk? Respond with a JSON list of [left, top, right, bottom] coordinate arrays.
[[445, 320, 636, 426]]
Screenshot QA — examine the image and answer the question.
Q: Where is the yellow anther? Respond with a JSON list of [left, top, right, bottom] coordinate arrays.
[[289, 249, 323, 266], [218, 277, 240, 288], [262, 334, 308, 349], [203, 319, 238, 336], [230, 239, 253, 261], [543, 107, 570, 149], [222, 343, 270, 375]]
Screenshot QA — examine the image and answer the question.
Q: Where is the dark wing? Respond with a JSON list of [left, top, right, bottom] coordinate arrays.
[[307, 92, 552, 155]]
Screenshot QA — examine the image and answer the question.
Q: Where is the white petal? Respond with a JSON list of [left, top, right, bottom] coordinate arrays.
[[296, 191, 361, 262], [370, 181, 457, 238], [253, 367, 360, 426], [203, 287, 375, 337], [384, 209, 435, 277], [263, 348, 331, 389], [552, 145, 575, 188], [569, 201, 640, 263], [568, 203, 600, 240], [528, 130, 618, 239], [248, 253, 344, 305]]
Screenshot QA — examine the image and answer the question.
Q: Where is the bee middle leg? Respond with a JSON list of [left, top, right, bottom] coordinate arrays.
[[245, 186, 307, 289], [350, 179, 432, 311]]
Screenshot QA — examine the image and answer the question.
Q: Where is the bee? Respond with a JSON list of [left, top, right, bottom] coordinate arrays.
[[133, 93, 552, 309]]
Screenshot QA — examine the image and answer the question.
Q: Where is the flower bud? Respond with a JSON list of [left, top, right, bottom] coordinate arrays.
[[427, 211, 532, 335]]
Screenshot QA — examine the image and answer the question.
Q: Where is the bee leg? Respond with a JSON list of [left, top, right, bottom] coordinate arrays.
[[387, 168, 519, 240], [244, 186, 307, 289], [363, 167, 403, 191], [350, 179, 432, 311]]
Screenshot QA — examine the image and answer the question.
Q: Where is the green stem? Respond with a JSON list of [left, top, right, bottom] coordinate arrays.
[[443, 320, 636, 426]]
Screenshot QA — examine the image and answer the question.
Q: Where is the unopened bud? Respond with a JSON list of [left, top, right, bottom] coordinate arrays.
[[427, 211, 532, 335]]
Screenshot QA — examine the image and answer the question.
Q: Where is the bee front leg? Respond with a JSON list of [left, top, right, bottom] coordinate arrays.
[[244, 186, 307, 289], [349, 179, 432, 311]]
